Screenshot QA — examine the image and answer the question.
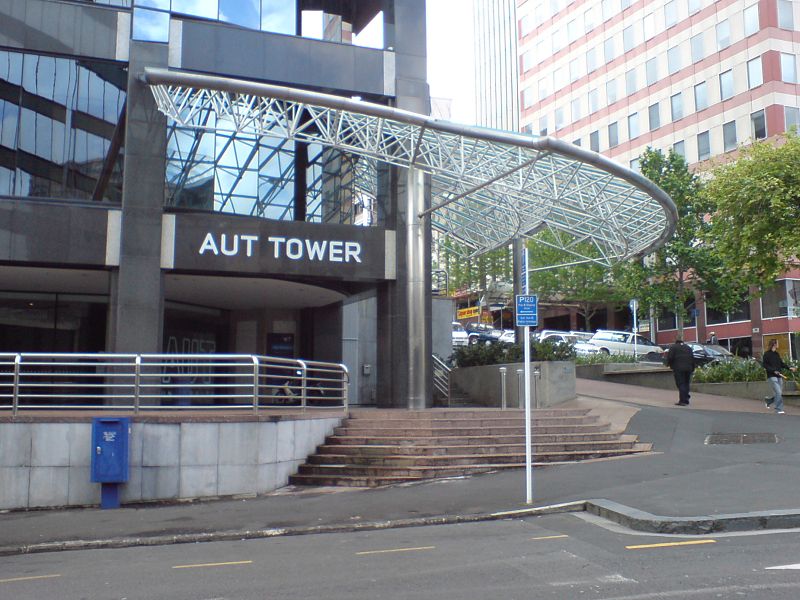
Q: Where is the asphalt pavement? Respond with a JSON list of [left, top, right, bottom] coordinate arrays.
[[3, 378, 800, 555]]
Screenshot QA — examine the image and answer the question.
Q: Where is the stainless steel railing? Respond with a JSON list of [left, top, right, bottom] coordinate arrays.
[[0, 353, 349, 415], [432, 354, 451, 407]]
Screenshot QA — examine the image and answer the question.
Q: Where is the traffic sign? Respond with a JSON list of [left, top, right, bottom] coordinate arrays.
[[515, 294, 538, 327]]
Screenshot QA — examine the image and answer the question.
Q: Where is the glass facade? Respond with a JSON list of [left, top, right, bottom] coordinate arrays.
[[0, 50, 127, 201]]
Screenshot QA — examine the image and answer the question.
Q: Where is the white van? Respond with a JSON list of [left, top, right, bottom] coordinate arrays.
[[452, 322, 469, 347]]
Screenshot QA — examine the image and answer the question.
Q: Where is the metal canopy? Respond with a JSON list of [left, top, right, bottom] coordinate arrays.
[[143, 67, 677, 267]]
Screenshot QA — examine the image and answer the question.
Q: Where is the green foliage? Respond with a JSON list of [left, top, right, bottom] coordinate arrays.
[[692, 358, 767, 383], [705, 132, 800, 289], [574, 353, 637, 366], [451, 340, 575, 368]]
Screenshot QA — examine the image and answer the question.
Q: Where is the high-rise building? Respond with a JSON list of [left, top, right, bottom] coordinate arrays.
[[518, 0, 799, 170], [475, 0, 520, 130], [517, 0, 800, 357]]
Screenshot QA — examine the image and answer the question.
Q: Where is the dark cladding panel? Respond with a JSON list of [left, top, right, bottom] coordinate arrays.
[[172, 213, 388, 281], [0, 200, 109, 265], [0, 0, 122, 61], [176, 20, 387, 96]]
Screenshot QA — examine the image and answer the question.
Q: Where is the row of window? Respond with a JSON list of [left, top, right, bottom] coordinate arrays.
[[531, 52, 798, 142], [522, 6, 787, 106]]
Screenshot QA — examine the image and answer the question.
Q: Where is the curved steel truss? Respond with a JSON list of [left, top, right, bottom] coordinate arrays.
[[143, 67, 677, 266]]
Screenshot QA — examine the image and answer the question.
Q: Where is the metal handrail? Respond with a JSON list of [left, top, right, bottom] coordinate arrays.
[[432, 354, 451, 407], [0, 353, 349, 413]]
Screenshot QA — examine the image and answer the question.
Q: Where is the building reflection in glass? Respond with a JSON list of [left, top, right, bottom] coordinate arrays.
[[0, 50, 127, 202]]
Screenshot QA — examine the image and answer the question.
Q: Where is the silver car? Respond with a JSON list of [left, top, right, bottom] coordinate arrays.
[[588, 329, 664, 360]]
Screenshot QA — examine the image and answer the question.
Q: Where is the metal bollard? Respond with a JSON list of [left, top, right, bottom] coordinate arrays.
[[532, 366, 541, 408], [516, 368, 524, 409], [499, 367, 507, 409]]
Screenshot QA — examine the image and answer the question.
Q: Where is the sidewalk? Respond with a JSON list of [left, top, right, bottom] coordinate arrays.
[[3, 379, 800, 555]]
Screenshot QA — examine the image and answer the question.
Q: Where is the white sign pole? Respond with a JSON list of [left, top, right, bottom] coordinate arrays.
[[523, 246, 533, 505]]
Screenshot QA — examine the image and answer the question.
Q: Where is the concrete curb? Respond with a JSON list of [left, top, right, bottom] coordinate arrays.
[[3, 499, 800, 557]]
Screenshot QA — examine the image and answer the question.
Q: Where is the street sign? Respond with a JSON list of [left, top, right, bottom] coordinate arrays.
[[629, 298, 639, 313], [515, 294, 538, 327]]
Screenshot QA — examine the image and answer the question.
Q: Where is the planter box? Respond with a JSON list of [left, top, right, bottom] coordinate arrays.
[[450, 361, 576, 408]]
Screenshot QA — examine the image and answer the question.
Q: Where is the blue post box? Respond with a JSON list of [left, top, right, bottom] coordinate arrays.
[[91, 417, 131, 509]]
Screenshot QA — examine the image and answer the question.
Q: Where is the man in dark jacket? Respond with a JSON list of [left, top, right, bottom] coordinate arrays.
[[665, 337, 695, 406], [763, 339, 796, 414]]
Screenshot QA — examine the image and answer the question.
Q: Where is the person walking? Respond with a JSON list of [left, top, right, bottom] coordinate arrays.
[[665, 337, 695, 406], [706, 331, 718, 344], [763, 340, 796, 414]]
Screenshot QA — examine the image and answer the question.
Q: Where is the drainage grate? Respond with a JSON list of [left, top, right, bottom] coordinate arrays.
[[705, 433, 779, 445]]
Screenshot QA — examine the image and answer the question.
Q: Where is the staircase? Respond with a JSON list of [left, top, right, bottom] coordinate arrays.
[[289, 408, 652, 487]]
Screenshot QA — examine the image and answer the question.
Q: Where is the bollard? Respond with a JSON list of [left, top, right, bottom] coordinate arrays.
[[499, 367, 507, 409], [516, 368, 524, 409]]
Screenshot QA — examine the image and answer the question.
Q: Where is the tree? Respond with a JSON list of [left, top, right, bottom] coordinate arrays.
[[526, 231, 626, 331], [705, 132, 800, 290], [617, 148, 741, 335]]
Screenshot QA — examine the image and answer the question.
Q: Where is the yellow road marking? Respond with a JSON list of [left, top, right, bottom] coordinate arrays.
[[0, 574, 61, 584], [531, 535, 569, 541], [626, 540, 717, 550], [172, 560, 253, 569], [356, 545, 436, 556]]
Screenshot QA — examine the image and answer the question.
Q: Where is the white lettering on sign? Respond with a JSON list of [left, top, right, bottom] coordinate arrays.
[[102, 431, 117, 442], [267, 236, 362, 263], [198, 233, 259, 257]]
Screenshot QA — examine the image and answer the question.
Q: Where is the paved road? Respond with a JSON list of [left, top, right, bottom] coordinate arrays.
[[3, 514, 800, 599]]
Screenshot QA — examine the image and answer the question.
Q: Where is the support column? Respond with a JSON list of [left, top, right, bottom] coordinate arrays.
[[405, 167, 429, 408], [107, 41, 168, 353]]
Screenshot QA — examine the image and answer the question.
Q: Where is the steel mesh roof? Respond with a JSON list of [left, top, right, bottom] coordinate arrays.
[[143, 67, 676, 266]]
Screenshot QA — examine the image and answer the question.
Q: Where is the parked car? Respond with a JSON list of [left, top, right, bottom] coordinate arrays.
[[466, 323, 503, 345], [569, 331, 594, 343], [588, 329, 664, 360], [498, 329, 516, 344], [452, 322, 469, 347], [685, 343, 737, 366], [539, 332, 600, 356]]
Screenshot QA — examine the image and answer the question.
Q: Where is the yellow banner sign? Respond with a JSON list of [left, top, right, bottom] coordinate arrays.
[[457, 306, 481, 320]]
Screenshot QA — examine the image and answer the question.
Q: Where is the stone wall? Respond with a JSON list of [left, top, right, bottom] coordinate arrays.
[[450, 361, 576, 408], [0, 416, 341, 510]]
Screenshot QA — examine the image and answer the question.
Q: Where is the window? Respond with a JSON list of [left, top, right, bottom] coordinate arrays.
[[571, 97, 583, 121], [520, 14, 533, 36], [132, 7, 170, 42], [665, 0, 678, 27], [567, 19, 579, 43], [538, 76, 551, 100], [723, 120, 737, 151], [573, 138, 582, 146], [719, 69, 734, 100], [716, 20, 731, 50], [629, 157, 640, 172], [539, 115, 549, 136], [646, 57, 659, 85], [744, 3, 760, 36], [589, 88, 600, 113], [604, 37, 616, 63], [536, 39, 547, 63], [623, 25, 636, 51], [760, 281, 799, 318], [694, 81, 708, 111], [688, 0, 702, 15], [608, 121, 619, 147], [673, 140, 686, 157], [668, 45, 682, 74], [626, 68, 638, 95], [706, 293, 751, 325], [691, 33, 705, 63], [670, 92, 683, 121], [554, 67, 567, 91], [649, 102, 661, 130], [628, 112, 640, 138], [621, 0, 632, 10], [602, 0, 618, 21], [786, 106, 800, 132], [751, 109, 767, 139], [522, 51, 534, 72], [747, 57, 763, 88], [585, 6, 597, 31], [782, 53, 797, 83], [552, 28, 565, 53], [586, 47, 598, 72], [643, 12, 656, 40], [590, 129, 600, 151], [778, 0, 794, 29], [569, 57, 582, 82], [555, 106, 566, 130], [697, 130, 710, 160], [606, 78, 619, 104]]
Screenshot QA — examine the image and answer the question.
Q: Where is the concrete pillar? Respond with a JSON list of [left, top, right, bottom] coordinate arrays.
[[107, 41, 168, 353]]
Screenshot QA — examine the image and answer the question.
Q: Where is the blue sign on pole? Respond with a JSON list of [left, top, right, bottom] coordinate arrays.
[[515, 294, 538, 327]]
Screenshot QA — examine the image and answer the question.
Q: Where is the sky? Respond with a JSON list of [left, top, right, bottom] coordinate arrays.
[[426, 0, 476, 124]]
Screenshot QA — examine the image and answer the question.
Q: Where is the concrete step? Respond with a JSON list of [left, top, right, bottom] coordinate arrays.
[[315, 435, 639, 457], [338, 416, 600, 430], [333, 422, 601, 437], [347, 408, 591, 420], [325, 428, 614, 447], [288, 474, 423, 487]]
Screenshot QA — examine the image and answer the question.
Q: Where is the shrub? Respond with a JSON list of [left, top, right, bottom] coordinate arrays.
[[692, 358, 766, 383], [575, 353, 637, 366], [451, 339, 575, 368]]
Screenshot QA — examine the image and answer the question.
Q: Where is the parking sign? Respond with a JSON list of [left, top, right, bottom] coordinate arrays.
[[515, 294, 538, 327]]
